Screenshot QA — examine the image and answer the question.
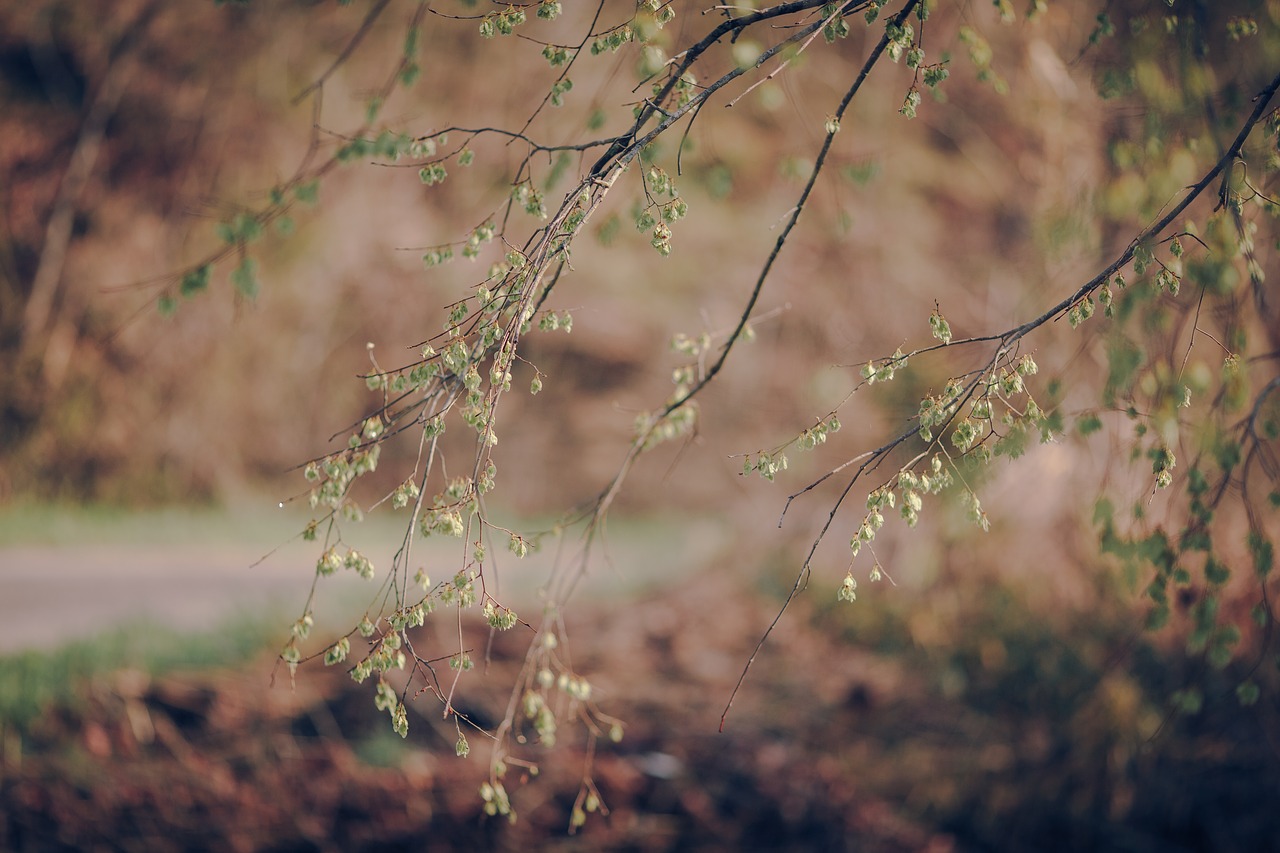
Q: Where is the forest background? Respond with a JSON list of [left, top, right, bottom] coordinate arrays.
[[2, 0, 1279, 850]]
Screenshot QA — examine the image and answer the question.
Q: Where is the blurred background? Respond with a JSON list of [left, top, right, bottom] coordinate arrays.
[[2, 0, 1279, 850]]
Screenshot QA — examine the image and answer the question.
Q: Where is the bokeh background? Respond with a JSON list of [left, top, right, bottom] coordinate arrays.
[[2, 1, 1279, 850]]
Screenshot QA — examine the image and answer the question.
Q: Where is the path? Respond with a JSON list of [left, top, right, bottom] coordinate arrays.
[[0, 510, 729, 654]]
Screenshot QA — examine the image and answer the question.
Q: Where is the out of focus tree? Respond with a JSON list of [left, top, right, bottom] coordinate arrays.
[[5, 0, 1280, 827]]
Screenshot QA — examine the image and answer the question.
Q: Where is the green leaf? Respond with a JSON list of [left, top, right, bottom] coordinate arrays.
[[232, 213, 262, 243], [179, 264, 211, 297], [1077, 413, 1103, 436], [1249, 531, 1274, 578], [419, 164, 447, 185], [841, 160, 880, 186], [1195, 594, 1219, 627], [1181, 529, 1211, 552], [923, 65, 949, 88], [231, 257, 259, 298], [337, 138, 370, 162], [1173, 687, 1202, 715], [293, 180, 320, 205], [324, 637, 349, 665], [898, 87, 922, 119], [1104, 338, 1144, 405], [929, 309, 952, 344], [1138, 530, 1174, 571], [1214, 438, 1241, 473], [1093, 497, 1114, 528], [1207, 639, 1233, 669]]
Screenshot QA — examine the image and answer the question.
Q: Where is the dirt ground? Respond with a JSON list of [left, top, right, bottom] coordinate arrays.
[[4, 563, 1279, 852]]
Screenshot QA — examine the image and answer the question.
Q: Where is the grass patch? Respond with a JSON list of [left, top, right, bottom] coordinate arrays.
[[0, 612, 280, 732]]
